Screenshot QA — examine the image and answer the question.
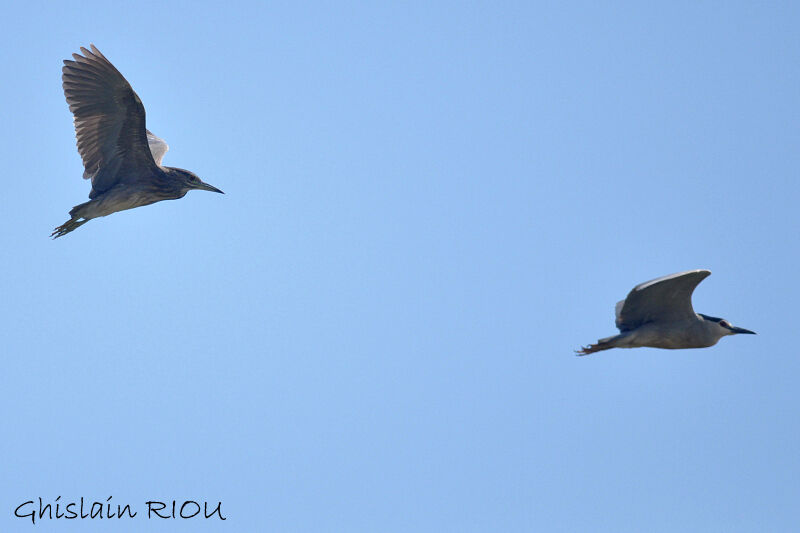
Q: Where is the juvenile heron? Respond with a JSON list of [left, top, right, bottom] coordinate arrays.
[[52, 44, 223, 238], [577, 270, 755, 355]]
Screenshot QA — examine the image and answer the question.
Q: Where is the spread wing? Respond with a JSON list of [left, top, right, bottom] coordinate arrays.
[[62, 44, 158, 197], [615, 270, 711, 331], [146, 129, 169, 166]]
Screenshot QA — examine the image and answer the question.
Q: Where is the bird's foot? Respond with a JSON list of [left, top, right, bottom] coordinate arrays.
[[575, 343, 610, 356], [51, 218, 88, 239]]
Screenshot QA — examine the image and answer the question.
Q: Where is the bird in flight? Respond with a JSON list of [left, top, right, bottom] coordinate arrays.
[[53, 44, 223, 238], [577, 269, 755, 355]]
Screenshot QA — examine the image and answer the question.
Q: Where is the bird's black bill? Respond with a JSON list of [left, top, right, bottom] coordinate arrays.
[[195, 181, 224, 194], [731, 326, 756, 335]]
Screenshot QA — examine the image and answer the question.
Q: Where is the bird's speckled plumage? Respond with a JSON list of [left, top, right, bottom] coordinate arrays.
[[53, 44, 223, 238]]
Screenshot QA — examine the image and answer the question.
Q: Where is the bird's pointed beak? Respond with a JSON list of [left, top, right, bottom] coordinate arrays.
[[195, 181, 224, 194], [731, 326, 756, 335]]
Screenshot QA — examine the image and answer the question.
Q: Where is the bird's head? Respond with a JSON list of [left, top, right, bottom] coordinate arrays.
[[699, 314, 756, 339], [167, 167, 224, 196]]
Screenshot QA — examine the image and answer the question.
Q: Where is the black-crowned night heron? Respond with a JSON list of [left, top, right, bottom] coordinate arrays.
[[52, 45, 223, 238], [577, 270, 755, 355]]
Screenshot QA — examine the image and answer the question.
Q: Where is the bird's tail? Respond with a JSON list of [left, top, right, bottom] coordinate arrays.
[[576, 335, 622, 356]]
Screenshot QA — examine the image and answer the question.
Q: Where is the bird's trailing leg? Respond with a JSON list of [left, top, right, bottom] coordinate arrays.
[[575, 335, 623, 356], [51, 200, 97, 239], [51, 217, 89, 239]]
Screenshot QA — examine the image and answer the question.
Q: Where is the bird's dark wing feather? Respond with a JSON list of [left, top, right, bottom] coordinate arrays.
[[62, 45, 157, 197], [615, 270, 711, 331]]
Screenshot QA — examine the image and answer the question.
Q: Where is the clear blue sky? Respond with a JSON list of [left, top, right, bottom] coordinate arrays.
[[1, 1, 798, 531]]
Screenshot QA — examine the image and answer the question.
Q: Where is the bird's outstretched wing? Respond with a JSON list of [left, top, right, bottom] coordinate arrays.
[[146, 129, 169, 166], [62, 44, 157, 197], [615, 269, 711, 331]]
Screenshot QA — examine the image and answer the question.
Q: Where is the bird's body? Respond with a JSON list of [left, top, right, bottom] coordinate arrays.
[[53, 45, 222, 238], [593, 317, 730, 351], [577, 270, 755, 355]]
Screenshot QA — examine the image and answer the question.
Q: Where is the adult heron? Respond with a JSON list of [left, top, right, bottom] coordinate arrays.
[[577, 270, 755, 355]]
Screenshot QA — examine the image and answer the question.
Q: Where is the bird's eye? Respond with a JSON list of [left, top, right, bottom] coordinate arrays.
[[720, 320, 731, 328]]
